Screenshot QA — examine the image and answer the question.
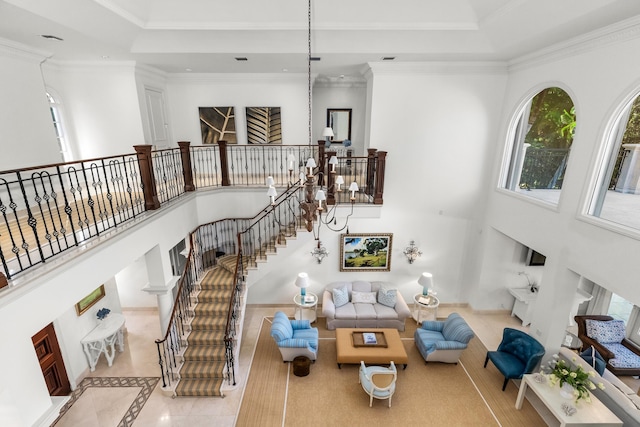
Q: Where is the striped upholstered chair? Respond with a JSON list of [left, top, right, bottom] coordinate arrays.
[[270, 311, 319, 362], [414, 312, 475, 363]]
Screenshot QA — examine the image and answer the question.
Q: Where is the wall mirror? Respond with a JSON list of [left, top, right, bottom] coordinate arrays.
[[327, 108, 352, 143]]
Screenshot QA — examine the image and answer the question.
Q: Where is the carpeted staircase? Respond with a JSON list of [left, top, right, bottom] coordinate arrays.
[[173, 226, 298, 397], [174, 255, 239, 397]]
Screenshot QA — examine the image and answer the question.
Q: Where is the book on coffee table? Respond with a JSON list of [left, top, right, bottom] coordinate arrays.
[[362, 332, 377, 344]]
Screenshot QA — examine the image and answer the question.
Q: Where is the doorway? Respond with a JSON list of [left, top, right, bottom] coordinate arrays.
[[32, 323, 71, 396]]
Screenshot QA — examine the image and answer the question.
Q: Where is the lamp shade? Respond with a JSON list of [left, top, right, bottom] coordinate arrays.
[[266, 176, 275, 187], [322, 127, 334, 137], [295, 272, 309, 288], [315, 189, 326, 202], [328, 156, 338, 166], [348, 182, 359, 192], [267, 186, 277, 197], [306, 158, 317, 169], [335, 175, 345, 187]]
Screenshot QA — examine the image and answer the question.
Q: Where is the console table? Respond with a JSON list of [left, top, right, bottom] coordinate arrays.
[[80, 313, 126, 372], [515, 374, 622, 426]]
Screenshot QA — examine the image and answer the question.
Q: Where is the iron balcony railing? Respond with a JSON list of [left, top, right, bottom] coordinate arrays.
[[0, 141, 386, 282]]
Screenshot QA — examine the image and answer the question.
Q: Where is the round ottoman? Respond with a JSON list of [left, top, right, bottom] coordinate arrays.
[[292, 356, 311, 377]]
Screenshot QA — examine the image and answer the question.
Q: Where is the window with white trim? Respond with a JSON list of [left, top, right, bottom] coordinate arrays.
[[588, 92, 640, 231], [502, 87, 576, 205]]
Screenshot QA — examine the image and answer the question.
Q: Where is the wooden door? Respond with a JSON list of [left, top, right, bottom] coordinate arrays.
[[32, 323, 71, 396]]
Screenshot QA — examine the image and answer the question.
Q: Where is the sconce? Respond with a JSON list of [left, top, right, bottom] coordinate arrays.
[[311, 241, 329, 264], [403, 240, 422, 264]]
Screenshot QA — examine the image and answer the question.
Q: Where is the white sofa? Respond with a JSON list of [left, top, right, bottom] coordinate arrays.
[[322, 280, 411, 331], [559, 347, 640, 426]]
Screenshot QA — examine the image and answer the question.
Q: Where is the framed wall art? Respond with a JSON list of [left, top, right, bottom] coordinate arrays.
[[340, 233, 393, 272], [199, 107, 237, 144], [246, 107, 282, 144], [75, 284, 106, 316]]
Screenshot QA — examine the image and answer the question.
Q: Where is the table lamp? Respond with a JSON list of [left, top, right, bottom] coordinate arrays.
[[295, 272, 310, 297], [418, 272, 433, 296]]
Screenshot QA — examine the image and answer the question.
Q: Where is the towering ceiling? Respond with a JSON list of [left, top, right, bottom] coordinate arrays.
[[1, 0, 639, 75]]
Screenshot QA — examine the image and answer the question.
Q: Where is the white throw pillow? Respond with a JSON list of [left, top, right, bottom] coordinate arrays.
[[352, 291, 377, 304]]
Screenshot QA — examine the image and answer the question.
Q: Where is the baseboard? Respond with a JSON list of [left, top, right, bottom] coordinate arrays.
[[33, 396, 70, 427]]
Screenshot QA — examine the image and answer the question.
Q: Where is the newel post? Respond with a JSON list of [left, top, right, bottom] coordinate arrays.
[[366, 148, 377, 197], [178, 141, 195, 192], [374, 151, 387, 205], [134, 145, 161, 210], [326, 150, 336, 206], [218, 140, 231, 186]]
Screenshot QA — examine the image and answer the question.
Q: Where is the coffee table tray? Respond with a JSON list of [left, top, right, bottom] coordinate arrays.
[[352, 331, 388, 348]]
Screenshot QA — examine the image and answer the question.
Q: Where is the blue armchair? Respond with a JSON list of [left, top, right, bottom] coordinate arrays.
[[270, 311, 318, 362], [484, 327, 545, 391], [414, 313, 475, 363]]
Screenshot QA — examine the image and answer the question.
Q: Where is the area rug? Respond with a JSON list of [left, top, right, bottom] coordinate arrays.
[[236, 318, 545, 426], [51, 376, 159, 427]]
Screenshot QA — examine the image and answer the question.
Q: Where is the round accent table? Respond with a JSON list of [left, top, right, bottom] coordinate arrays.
[[412, 294, 440, 324], [293, 292, 318, 323]]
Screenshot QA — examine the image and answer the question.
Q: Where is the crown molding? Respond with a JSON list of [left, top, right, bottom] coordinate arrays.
[[509, 15, 640, 71], [167, 72, 312, 85], [0, 37, 51, 63], [364, 61, 507, 76]]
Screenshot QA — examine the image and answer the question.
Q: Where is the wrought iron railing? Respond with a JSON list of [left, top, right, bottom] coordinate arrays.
[[520, 148, 570, 189]]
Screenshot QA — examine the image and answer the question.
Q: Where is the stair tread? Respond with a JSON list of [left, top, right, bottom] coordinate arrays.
[[183, 345, 227, 361], [180, 359, 226, 377], [175, 378, 224, 397]]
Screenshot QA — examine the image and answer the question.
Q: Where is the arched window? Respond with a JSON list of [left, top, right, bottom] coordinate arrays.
[[588, 92, 640, 231], [46, 91, 71, 162], [501, 87, 576, 205]]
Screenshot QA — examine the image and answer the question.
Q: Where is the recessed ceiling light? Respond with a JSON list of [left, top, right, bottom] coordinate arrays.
[[235, 57, 248, 61], [185, 68, 192, 72], [101, 55, 110, 60], [282, 68, 288, 72], [382, 56, 396, 61], [40, 35, 63, 41], [310, 57, 321, 61]]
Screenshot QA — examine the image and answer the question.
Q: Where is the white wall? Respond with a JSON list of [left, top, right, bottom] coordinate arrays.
[[167, 74, 310, 146], [0, 44, 62, 170], [480, 35, 640, 351], [42, 61, 146, 159]]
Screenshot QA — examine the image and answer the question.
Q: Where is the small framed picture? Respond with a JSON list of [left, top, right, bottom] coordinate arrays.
[[75, 284, 106, 316], [340, 233, 392, 272]]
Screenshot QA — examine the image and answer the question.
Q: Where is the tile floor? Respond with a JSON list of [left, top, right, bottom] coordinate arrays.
[[53, 304, 631, 426]]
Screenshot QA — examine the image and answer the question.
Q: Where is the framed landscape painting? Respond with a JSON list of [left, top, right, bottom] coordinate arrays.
[[75, 284, 106, 316], [340, 233, 392, 272]]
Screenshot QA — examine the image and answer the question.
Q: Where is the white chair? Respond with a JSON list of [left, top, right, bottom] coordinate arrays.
[[358, 361, 397, 407]]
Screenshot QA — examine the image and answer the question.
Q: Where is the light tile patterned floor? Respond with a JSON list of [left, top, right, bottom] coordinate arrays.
[[53, 305, 599, 426]]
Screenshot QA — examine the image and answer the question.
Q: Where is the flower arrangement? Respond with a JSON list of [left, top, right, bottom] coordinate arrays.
[[545, 354, 605, 403], [96, 307, 111, 320]]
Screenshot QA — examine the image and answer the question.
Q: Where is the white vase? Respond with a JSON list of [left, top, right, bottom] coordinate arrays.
[[560, 383, 575, 399]]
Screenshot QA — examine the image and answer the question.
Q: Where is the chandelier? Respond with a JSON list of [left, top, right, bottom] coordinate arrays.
[[299, 0, 358, 261]]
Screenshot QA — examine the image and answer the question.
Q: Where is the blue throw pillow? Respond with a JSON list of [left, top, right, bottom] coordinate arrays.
[[580, 346, 606, 376], [332, 286, 349, 308]]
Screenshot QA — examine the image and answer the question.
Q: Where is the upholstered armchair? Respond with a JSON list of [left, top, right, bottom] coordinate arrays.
[[575, 315, 640, 376], [359, 361, 397, 408], [414, 313, 475, 363], [270, 311, 318, 362], [484, 327, 544, 391]]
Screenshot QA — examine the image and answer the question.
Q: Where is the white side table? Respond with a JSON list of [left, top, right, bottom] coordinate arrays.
[[293, 292, 318, 323], [413, 294, 440, 324], [80, 313, 126, 372]]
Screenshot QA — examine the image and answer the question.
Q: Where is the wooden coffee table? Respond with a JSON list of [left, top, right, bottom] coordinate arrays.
[[335, 328, 408, 369]]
